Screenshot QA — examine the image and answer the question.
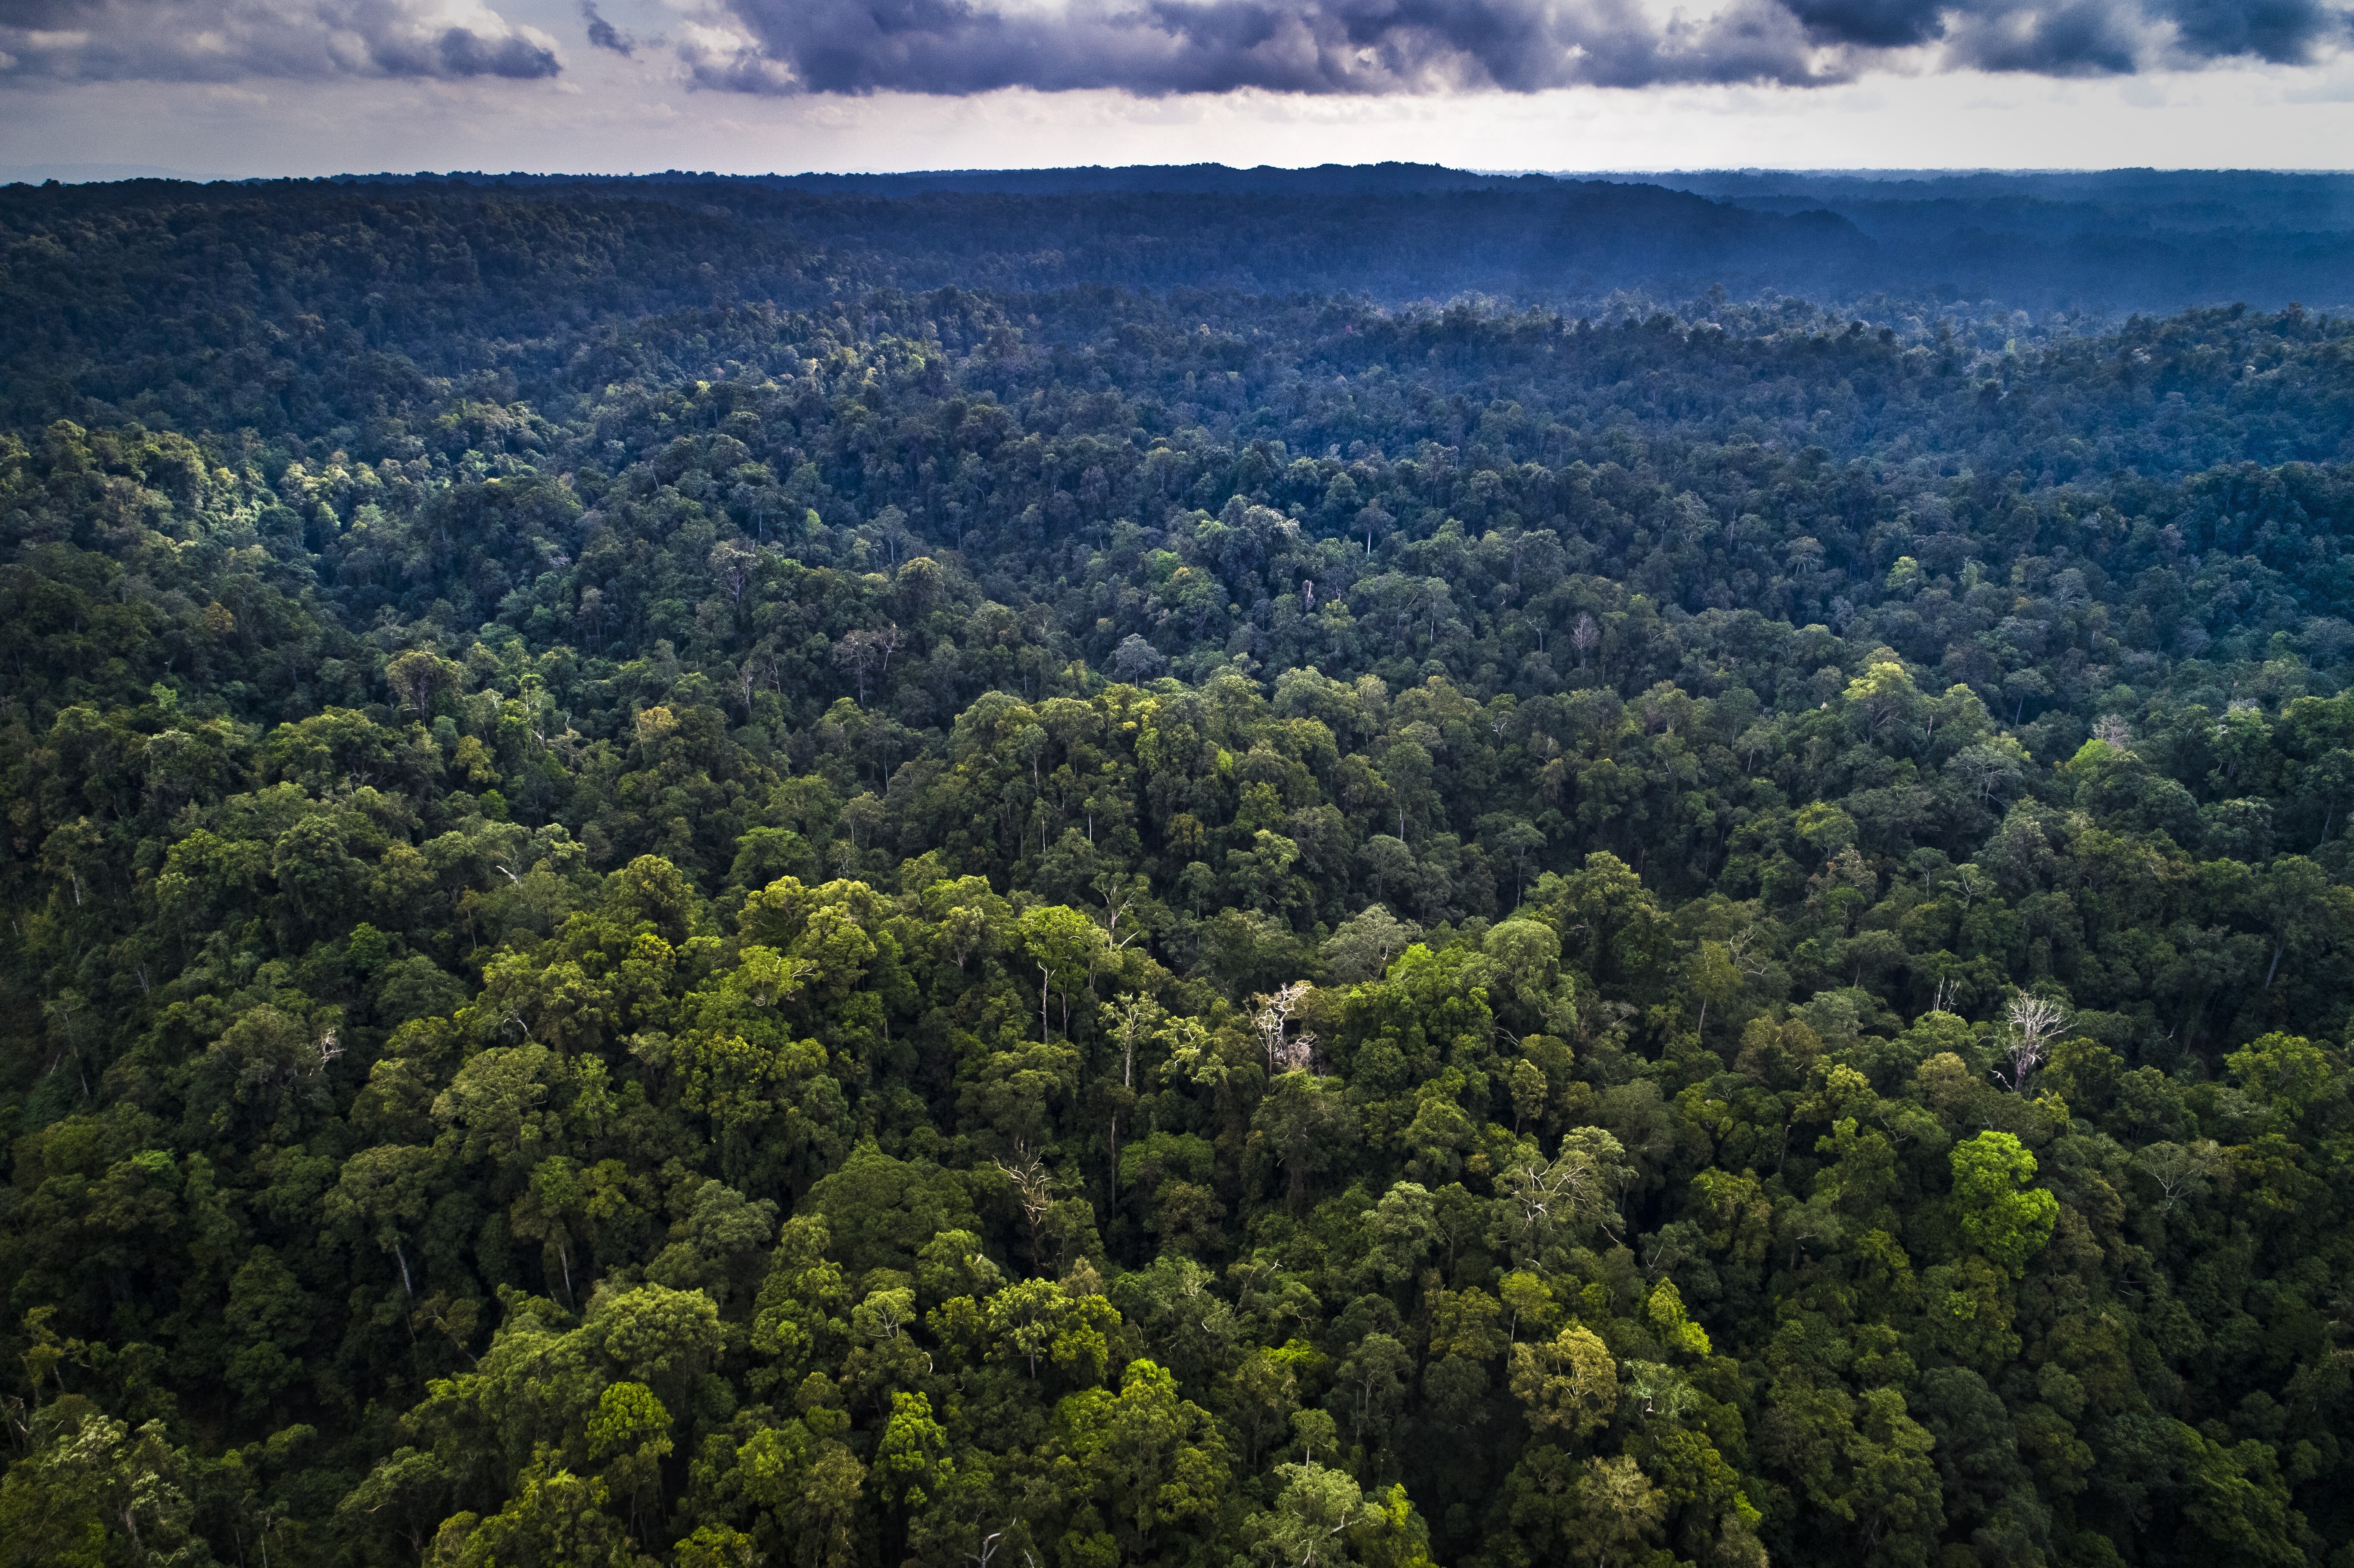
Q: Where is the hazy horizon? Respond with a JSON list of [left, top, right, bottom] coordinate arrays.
[[9, 159, 2354, 185]]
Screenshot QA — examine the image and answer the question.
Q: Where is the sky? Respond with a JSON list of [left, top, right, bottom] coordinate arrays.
[[3, 0, 2353, 178]]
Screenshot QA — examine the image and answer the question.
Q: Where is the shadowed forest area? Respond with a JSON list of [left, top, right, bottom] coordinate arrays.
[[3, 170, 2354, 1568]]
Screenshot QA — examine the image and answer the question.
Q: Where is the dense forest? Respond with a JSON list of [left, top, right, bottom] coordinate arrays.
[[16, 163, 2354, 346], [4, 170, 2354, 1568]]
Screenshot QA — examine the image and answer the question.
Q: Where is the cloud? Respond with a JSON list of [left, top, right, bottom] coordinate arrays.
[[1937, 0, 2148, 71], [1927, 0, 2339, 72], [2158, 0, 2335, 60], [677, 0, 1847, 93], [0, 0, 561, 83], [582, 0, 634, 55], [0, 0, 2333, 94], [676, 0, 2348, 93]]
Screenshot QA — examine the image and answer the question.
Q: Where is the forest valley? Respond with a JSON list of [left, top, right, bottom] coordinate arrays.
[[3, 177, 2354, 1568]]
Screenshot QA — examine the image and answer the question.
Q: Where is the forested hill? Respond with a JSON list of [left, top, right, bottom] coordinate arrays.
[[1643, 168, 2354, 315], [4, 175, 2354, 1568], [16, 163, 2354, 322]]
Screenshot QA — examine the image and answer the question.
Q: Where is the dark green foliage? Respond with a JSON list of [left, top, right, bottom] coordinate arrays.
[[2, 177, 2353, 1568]]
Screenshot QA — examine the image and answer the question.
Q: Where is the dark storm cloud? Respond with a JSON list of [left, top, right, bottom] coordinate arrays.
[[682, 0, 1844, 93], [582, 0, 635, 54], [679, 0, 2348, 92], [1938, 0, 2148, 70], [2158, 0, 2336, 59], [1779, 0, 1946, 49], [1889, 0, 2338, 71], [0, 0, 561, 82]]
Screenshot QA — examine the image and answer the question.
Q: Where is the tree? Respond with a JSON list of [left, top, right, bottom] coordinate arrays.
[[325, 1144, 439, 1300], [1322, 904, 1421, 983], [0, 1407, 206, 1568], [1327, 1333, 1415, 1450], [1570, 613, 1601, 669], [1843, 656, 1918, 740], [2134, 1139, 2223, 1213], [2251, 855, 2348, 993], [223, 1245, 314, 1412], [433, 1445, 636, 1568], [1096, 991, 1162, 1213], [385, 647, 453, 715], [991, 1145, 1056, 1272], [1947, 736, 2031, 806], [1484, 918, 1567, 1035], [2225, 1031, 2342, 1127], [1949, 1132, 2057, 1276], [802, 1145, 981, 1276], [1508, 1325, 1617, 1439], [338, 1447, 457, 1562], [833, 628, 888, 704], [1246, 1462, 1379, 1568], [1689, 939, 1744, 1036], [1253, 1071, 1356, 1210], [1251, 980, 1319, 1073], [1059, 1359, 1230, 1562], [586, 1381, 672, 1539], [1497, 1127, 1628, 1256], [1574, 1455, 1667, 1568], [1222, 1344, 1307, 1468], [1018, 903, 1102, 1044], [1114, 634, 1169, 681], [874, 1389, 954, 1515], [1481, 814, 1548, 905], [1995, 992, 2068, 1091]]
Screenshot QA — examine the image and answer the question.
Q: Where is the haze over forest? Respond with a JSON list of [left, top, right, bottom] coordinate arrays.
[[3, 165, 2354, 1568]]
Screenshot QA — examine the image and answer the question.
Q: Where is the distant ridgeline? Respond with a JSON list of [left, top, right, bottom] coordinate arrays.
[[1, 171, 2353, 1568], [14, 161, 2354, 315]]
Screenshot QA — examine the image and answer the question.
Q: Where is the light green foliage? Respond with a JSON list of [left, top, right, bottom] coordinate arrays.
[[1244, 1461, 1380, 1568], [0, 1406, 202, 1568], [1644, 1279, 1711, 1358], [2226, 1032, 2344, 1126], [874, 1390, 954, 1509], [984, 1277, 1120, 1383], [1949, 1132, 2059, 1276], [1054, 1357, 1231, 1559], [587, 1381, 673, 1533], [587, 1381, 671, 1464]]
